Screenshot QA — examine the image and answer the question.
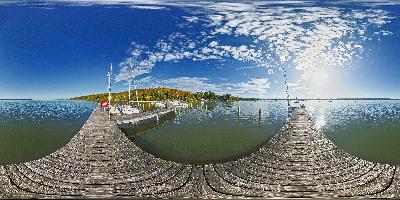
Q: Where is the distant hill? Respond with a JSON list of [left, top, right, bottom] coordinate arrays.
[[70, 87, 239, 102]]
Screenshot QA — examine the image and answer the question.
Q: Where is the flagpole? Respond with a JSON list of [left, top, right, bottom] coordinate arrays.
[[135, 81, 139, 106], [128, 78, 131, 106], [108, 63, 112, 108]]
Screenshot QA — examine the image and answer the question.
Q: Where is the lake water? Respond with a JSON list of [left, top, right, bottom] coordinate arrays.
[[0, 100, 96, 165], [121, 100, 400, 165], [121, 101, 289, 164], [1, 100, 399, 166], [305, 100, 400, 165]]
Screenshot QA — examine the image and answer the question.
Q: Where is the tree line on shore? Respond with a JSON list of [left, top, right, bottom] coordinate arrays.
[[70, 87, 240, 102]]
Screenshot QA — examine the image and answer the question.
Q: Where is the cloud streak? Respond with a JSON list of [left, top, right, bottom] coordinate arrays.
[[135, 76, 271, 97]]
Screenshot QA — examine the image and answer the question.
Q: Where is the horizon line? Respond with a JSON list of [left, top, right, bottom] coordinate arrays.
[[2, 97, 400, 101]]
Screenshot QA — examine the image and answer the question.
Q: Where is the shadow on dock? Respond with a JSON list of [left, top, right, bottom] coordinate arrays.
[[0, 107, 399, 198]]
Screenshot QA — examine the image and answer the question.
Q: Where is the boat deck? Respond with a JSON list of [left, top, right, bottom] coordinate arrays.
[[0, 107, 399, 198]]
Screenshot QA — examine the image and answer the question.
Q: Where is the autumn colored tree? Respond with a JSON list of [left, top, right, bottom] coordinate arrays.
[[70, 87, 238, 102]]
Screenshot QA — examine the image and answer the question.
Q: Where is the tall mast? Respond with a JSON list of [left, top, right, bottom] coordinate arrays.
[[128, 78, 131, 106], [108, 63, 112, 107], [135, 81, 139, 105]]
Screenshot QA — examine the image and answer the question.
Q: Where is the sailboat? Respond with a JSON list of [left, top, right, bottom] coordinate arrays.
[[120, 105, 140, 114], [123, 77, 140, 115]]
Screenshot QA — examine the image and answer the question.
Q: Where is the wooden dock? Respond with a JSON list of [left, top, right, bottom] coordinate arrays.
[[114, 109, 175, 125], [0, 107, 399, 198]]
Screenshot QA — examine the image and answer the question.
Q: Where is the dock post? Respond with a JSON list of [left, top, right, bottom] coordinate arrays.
[[224, 107, 227, 120], [237, 107, 240, 116], [259, 109, 262, 122]]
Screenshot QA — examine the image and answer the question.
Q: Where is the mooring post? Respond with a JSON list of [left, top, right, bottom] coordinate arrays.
[[259, 108, 262, 122], [238, 107, 240, 116], [223, 107, 227, 120]]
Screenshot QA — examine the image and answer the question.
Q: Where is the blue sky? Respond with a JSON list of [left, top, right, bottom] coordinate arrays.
[[0, 0, 399, 99]]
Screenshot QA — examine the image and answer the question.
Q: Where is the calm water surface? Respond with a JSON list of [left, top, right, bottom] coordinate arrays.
[[2, 100, 399, 166], [305, 100, 400, 165], [0, 100, 96, 164], [121, 101, 288, 164], [122, 100, 400, 165]]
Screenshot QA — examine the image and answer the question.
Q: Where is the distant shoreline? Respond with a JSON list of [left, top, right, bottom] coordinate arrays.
[[241, 98, 400, 101], [1, 98, 398, 101]]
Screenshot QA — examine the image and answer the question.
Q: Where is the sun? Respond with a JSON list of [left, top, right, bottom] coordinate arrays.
[[311, 68, 332, 88], [307, 66, 344, 97]]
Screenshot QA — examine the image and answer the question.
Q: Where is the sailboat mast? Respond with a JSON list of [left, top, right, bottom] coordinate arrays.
[[108, 63, 112, 107], [128, 78, 131, 106], [135, 82, 139, 105]]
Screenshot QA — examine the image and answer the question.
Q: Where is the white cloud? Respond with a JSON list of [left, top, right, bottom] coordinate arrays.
[[20, 0, 394, 96], [208, 41, 218, 47], [287, 80, 301, 87], [183, 16, 199, 23], [133, 76, 272, 97], [208, 2, 257, 12], [115, 44, 157, 81], [136, 76, 156, 84], [134, 76, 221, 93], [113, 1, 396, 97], [161, 77, 218, 91], [129, 5, 168, 10], [224, 78, 270, 95], [204, 5, 394, 80]]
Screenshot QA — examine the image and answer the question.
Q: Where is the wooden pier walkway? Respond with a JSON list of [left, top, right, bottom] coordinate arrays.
[[0, 107, 399, 198], [114, 109, 175, 125]]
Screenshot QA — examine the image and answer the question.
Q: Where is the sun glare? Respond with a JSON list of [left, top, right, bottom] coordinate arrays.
[[308, 66, 343, 97]]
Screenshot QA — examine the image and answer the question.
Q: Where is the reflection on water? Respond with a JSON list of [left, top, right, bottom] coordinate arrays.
[[0, 100, 96, 164], [2, 99, 398, 165], [121, 100, 400, 165], [306, 100, 400, 165], [120, 101, 288, 164]]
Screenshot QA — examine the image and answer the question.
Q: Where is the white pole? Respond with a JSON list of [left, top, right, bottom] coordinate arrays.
[[128, 78, 131, 106], [135, 82, 139, 106], [108, 63, 112, 107]]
